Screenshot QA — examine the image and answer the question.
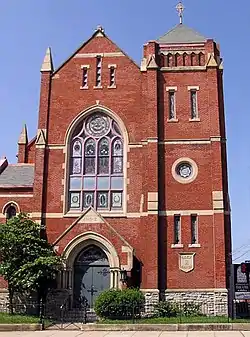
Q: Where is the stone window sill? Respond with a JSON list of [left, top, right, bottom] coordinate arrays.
[[167, 118, 179, 123], [189, 118, 200, 122], [93, 86, 103, 89], [171, 244, 184, 248], [108, 85, 117, 89], [188, 244, 201, 248], [80, 86, 88, 90], [64, 211, 126, 218]]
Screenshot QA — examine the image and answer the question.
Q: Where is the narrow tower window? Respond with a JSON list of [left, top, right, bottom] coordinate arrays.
[[169, 91, 176, 120], [191, 214, 198, 244], [190, 90, 198, 119], [82, 68, 88, 88], [174, 215, 181, 244], [109, 66, 116, 87], [96, 56, 102, 87]]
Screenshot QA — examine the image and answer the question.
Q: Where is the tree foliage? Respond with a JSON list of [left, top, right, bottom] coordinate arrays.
[[0, 213, 62, 310]]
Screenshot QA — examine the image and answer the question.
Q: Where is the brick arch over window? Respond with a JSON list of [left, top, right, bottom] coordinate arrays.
[[65, 106, 128, 213]]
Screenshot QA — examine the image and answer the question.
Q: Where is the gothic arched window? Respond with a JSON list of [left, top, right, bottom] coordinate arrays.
[[5, 204, 17, 220], [68, 112, 124, 211]]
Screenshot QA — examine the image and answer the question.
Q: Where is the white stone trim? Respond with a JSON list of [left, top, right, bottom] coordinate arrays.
[[213, 190, 224, 211], [188, 86, 200, 91], [161, 66, 206, 72], [121, 246, 133, 270], [74, 52, 125, 58], [108, 64, 117, 68], [189, 118, 201, 122], [31, 212, 42, 218], [147, 138, 158, 143], [47, 144, 65, 150], [167, 118, 179, 123], [128, 143, 143, 149], [2, 201, 20, 214], [63, 104, 129, 216], [171, 157, 198, 184], [0, 194, 33, 198], [166, 86, 177, 91], [107, 85, 117, 89], [160, 139, 210, 145], [80, 86, 88, 90], [28, 209, 225, 219], [188, 244, 201, 248], [140, 289, 160, 293], [160, 210, 214, 216], [165, 288, 228, 292], [211, 136, 221, 142], [80, 65, 90, 69], [171, 244, 184, 248]]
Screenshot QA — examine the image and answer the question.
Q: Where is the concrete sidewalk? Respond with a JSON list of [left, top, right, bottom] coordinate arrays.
[[0, 332, 250, 336]]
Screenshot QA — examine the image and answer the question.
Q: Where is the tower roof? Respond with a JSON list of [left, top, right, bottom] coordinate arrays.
[[157, 24, 207, 44]]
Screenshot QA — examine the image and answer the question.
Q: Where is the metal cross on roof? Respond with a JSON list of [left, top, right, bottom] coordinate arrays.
[[176, 2, 185, 24]]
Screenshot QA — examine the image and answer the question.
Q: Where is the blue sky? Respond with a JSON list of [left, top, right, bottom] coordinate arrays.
[[0, 0, 249, 262]]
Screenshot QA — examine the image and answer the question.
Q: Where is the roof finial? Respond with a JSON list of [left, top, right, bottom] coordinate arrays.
[[176, 1, 184, 24], [96, 25, 104, 33]]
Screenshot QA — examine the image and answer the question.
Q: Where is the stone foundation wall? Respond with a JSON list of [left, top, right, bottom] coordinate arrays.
[[140, 289, 159, 313], [0, 289, 8, 306], [165, 290, 228, 316]]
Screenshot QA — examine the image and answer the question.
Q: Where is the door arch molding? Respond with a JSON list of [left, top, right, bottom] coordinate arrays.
[[62, 232, 120, 289]]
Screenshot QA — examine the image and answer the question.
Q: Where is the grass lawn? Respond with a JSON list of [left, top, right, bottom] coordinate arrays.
[[0, 312, 39, 324], [99, 316, 250, 324]]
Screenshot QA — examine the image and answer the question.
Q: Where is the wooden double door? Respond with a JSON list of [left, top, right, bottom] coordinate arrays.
[[74, 245, 110, 308]]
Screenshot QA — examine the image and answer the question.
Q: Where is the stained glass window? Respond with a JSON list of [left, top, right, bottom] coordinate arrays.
[[190, 90, 198, 119], [191, 215, 198, 244], [174, 215, 181, 244], [168, 91, 176, 120], [68, 112, 124, 211]]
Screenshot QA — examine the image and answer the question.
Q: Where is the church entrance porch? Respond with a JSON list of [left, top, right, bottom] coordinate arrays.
[[73, 245, 110, 308]]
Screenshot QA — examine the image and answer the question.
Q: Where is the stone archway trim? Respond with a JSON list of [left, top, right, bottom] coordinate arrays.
[[62, 231, 121, 289], [62, 231, 120, 270]]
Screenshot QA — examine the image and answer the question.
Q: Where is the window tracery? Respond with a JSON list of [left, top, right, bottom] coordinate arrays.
[[68, 112, 124, 211]]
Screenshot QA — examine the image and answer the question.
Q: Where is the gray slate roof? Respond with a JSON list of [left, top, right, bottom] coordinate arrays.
[[157, 24, 206, 44], [0, 165, 34, 187]]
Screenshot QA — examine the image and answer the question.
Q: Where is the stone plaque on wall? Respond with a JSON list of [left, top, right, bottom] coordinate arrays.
[[179, 253, 195, 273]]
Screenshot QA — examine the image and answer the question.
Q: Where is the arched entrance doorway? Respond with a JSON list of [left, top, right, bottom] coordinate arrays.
[[73, 245, 110, 308]]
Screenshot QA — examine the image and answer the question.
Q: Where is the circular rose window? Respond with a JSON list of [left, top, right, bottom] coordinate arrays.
[[172, 158, 198, 184], [176, 162, 193, 179]]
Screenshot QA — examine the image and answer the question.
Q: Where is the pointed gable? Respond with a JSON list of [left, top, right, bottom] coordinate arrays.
[[54, 26, 138, 74], [157, 24, 206, 44], [53, 207, 133, 251]]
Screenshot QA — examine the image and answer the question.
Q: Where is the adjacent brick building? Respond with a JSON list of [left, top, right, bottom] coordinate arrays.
[[0, 21, 232, 311]]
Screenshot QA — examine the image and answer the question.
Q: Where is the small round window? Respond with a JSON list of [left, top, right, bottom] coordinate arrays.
[[172, 158, 198, 184]]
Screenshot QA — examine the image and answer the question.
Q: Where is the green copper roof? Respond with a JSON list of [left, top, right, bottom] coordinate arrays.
[[157, 24, 206, 44]]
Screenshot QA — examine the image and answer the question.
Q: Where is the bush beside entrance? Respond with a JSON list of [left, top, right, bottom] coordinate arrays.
[[94, 289, 145, 320]]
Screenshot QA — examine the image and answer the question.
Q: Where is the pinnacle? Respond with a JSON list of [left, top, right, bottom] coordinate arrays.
[[18, 124, 28, 145], [41, 47, 54, 72]]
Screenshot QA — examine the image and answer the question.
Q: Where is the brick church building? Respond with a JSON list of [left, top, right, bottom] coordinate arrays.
[[0, 14, 231, 311]]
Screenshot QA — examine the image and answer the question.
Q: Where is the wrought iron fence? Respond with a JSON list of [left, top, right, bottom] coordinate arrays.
[[96, 300, 231, 324], [1, 299, 250, 329]]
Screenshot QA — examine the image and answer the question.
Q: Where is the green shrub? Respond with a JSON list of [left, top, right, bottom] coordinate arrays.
[[94, 288, 145, 320], [154, 301, 202, 318], [154, 301, 179, 317], [179, 302, 202, 317]]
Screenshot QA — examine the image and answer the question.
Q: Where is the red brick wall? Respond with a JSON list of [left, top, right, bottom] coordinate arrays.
[[0, 31, 231, 292]]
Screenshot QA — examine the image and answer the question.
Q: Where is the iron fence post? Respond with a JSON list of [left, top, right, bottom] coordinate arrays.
[[39, 299, 45, 330]]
